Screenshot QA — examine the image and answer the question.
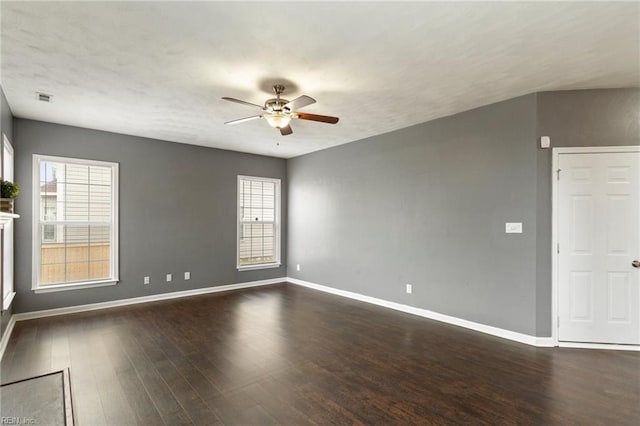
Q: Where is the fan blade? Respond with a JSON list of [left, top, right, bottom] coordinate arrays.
[[222, 97, 265, 109], [279, 124, 293, 136], [296, 112, 339, 124], [224, 115, 262, 125], [284, 95, 316, 111]]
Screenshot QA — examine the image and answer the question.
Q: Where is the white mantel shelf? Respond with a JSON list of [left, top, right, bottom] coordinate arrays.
[[0, 212, 19, 227]]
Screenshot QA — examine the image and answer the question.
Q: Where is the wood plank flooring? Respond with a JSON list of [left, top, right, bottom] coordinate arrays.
[[1, 283, 639, 425]]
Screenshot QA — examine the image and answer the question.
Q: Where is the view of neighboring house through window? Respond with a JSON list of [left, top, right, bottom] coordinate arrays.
[[42, 181, 58, 242], [33, 155, 118, 291], [237, 175, 280, 270]]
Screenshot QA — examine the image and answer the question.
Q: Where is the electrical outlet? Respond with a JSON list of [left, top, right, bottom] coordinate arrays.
[[144, 276, 150, 285], [184, 272, 190, 280], [166, 274, 172, 282], [406, 284, 412, 294], [296, 264, 301, 271]]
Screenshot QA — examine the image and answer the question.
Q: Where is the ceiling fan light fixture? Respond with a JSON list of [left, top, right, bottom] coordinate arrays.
[[222, 84, 339, 136], [265, 113, 291, 129]]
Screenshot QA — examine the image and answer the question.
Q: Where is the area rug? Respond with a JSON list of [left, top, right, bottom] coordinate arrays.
[[0, 369, 74, 425]]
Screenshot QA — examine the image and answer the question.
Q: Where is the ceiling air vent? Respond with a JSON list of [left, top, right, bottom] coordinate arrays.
[[36, 92, 53, 103]]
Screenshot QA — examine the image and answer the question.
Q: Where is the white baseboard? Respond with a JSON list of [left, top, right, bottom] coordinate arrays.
[[535, 337, 555, 347], [558, 341, 640, 351], [287, 277, 553, 348], [0, 315, 17, 361], [13, 277, 286, 321], [6, 276, 636, 354]]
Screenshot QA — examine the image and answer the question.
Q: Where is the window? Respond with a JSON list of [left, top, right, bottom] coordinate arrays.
[[237, 175, 281, 270], [42, 206, 57, 242], [33, 155, 119, 292]]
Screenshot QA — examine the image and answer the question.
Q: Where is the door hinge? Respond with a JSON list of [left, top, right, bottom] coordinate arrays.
[[557, 243, 560, 254], [557, 316, 560, 327], [556, 168, 561, 180]]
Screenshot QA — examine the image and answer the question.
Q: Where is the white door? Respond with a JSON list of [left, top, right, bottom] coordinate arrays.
[[558, 150, 640, 344]]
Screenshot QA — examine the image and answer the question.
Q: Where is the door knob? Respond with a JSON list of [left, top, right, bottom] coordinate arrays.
[[633, 260, 640, 268]]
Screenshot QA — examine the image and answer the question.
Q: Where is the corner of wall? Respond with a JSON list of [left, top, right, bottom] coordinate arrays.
[[534, 91, 553, 337]]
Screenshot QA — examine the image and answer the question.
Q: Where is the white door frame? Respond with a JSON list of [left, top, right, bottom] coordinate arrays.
[[552, 145, 640, 350]]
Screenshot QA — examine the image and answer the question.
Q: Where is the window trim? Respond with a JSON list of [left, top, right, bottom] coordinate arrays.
[[32, 154, 119, 293], [236, 175, 281, 271]]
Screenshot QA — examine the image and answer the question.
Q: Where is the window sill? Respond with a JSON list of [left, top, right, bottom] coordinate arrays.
[[237, 263, 281, 272], [2, 292, 16, 311], [33, 279, 118, 294]]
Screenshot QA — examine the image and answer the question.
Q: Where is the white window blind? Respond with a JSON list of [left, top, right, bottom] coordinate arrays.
[[33, 155, 118, 291], [237, 176, 280, 270]]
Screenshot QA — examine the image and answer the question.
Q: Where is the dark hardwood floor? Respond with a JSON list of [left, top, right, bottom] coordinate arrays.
[[2, 283, 639, 425]]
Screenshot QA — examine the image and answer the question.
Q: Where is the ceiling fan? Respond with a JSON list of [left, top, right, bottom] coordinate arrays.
[[222, 84, 339, 136]]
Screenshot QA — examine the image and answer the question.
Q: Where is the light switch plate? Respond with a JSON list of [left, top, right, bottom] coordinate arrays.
[[184, 272, 190, 280], [166, 274, 172, 282], [505, 222, 523, 234]]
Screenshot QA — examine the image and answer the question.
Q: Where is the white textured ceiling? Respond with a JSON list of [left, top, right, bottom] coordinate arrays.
[[1, 1, 638, 158]]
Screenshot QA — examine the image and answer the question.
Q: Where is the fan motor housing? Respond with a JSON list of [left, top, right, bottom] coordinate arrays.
[[265, 98, 290, 112]]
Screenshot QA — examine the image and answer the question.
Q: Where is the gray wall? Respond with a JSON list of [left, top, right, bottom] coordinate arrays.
[[288, 94, 540, 336], [534, 88, 640, 335], [1, 86, 13, 337], [288, 88, 639, 338], [1, 86, 12, 143], [7, 88, 638, 334], [13, 119, 287, 313]]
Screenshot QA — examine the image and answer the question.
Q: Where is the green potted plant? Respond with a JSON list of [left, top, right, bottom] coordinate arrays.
[[0, 178, 20, 213]]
